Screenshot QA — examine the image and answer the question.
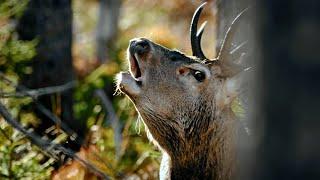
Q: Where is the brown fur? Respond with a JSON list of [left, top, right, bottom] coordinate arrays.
[[116, 36, 245, 180]]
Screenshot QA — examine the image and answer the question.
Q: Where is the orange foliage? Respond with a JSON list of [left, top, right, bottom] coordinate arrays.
[[51, 145, 103, 180], [73, 56, 100, 79]]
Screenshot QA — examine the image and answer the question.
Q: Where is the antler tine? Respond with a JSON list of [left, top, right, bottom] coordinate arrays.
[[217, 7, 249, 60], [190, 2, 208, 60], [196, 21, 207, 58]]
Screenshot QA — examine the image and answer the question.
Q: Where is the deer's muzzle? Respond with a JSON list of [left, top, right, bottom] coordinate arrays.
[[116, 38, 152, 98], [128, 38, 151, 81]]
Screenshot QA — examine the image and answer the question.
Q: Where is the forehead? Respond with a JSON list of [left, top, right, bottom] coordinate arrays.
[[163, 49, 202, 65]]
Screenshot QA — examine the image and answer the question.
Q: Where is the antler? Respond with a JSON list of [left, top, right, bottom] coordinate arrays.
[[217, 7, 249, 61], [190, 2, 208, 60], [190, 2, 249, 63]]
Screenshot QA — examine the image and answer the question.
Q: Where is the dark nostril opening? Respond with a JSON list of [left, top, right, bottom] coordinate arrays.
[[136, 40, 149, 50], [135, 40, 150, 55], [130, 39, 150, 55], [129, 40, 135, 47]]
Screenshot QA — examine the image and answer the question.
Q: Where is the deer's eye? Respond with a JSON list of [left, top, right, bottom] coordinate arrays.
[[192, 70, 205, 82]]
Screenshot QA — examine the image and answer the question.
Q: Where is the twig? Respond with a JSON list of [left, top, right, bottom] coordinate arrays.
[[0, 72, 83, 145], [94, 89, 122, 159], [0, 81, 76, 98], [34, 102, 80, 141], [0, 126, 12, 143], [0, 72, 116, 177], [0, 102, 110, 179], [0, 102, 58, 159], [230, 40, 248, 55]]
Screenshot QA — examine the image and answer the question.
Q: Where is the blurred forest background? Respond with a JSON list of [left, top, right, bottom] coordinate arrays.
[[1, 0, 319, 179], [0, 0, 219, 179]]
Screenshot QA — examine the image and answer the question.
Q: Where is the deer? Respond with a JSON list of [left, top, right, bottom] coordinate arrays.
[[116, 2, 249, 180]]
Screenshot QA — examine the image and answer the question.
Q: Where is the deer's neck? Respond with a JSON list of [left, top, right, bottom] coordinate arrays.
[[161, 108, 238, 180]]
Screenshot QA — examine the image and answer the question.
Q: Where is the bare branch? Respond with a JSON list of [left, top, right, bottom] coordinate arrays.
[[0, 81, 76, 98], [94, 89, 122, 159], [0, 102, 110, 179], [0, 102, 58, 159], [0, 72, 83, 145]]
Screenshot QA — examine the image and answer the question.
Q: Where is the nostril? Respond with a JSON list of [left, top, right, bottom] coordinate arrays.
[[134, 40, 150, 55], [136, 40, 149, 50], [129, 40, 135, 47], [129, 39, 151, 57]]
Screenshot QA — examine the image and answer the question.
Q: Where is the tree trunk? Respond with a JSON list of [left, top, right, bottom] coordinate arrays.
[[214, 1, 255, 179], [95, 0, 122, 158], [215, 0, 254, 109], [17, 0, 85, 151], [96, 0, 121, 63], [252, 0, 320, 179]]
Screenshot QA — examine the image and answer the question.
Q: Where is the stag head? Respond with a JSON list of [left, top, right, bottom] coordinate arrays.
[[116, 2, 247, 179]]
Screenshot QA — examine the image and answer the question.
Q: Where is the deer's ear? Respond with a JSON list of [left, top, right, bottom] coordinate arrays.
[[220, 69, 246, 106], [218, 57, 242, 77]]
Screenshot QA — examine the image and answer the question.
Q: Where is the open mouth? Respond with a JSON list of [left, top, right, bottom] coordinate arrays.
[[129, 53, 143, 83], [127, 38, 151, 85]]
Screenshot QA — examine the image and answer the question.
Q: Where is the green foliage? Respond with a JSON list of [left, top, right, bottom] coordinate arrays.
[[0, 121, 54, 179], [74, 65, 113, 122], [0, 0, 51, 179], [0, 0, 29, 18], [0, 0, 37, 75]]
